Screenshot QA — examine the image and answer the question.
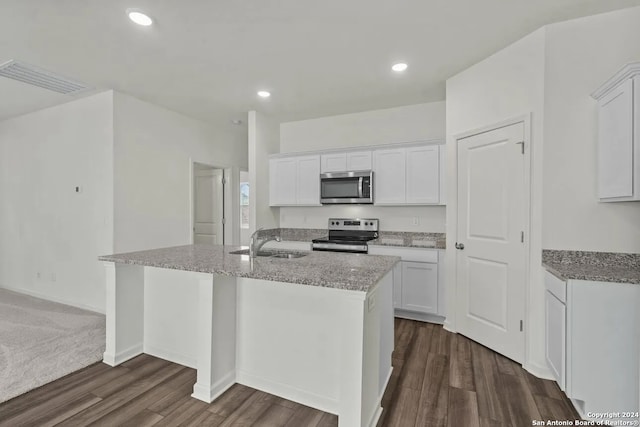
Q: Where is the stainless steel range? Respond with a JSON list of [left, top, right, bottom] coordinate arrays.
[[311, 218, 379, 253]]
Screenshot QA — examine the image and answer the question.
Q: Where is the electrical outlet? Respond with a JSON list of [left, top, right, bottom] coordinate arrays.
[[36, 272, 41, 279], [75, 186, 82, 193], [412, 217, 420, 226]]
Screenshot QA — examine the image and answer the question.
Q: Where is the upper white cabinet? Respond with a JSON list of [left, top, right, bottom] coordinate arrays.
[[374, 144, 442, 205], [591, 62, 640, 202], [406, 145, 440, 204], [320, 150, 372, 172], [269, 155, 320, 206], [373, 148, 406, 204]]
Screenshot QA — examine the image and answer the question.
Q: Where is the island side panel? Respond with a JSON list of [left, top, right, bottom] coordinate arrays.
[[103, 262, 144, 366], [377, 269, 394, 411], [192, 274, 237, 403]]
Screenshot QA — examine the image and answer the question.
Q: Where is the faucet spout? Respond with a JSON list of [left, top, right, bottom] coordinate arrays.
[[249, 228, 281, 259]]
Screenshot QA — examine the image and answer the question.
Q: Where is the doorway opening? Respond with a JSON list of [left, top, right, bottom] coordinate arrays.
[[192, 162, 225, 245]]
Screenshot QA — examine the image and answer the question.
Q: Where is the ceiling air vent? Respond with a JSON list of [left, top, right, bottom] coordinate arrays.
[[0, 60, 90, 95]]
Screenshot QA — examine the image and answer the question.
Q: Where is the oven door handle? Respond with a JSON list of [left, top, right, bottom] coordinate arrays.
[[358, 177, 364, 198]]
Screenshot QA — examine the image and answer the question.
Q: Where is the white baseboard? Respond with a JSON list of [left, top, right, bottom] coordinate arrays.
[[367, 406, 383, 427], [192, 371, 236, 403], [103, 344, 143, 366], [144, 344, 197, 369], [236, 370, 338, 415], [523, 360, 554, 380], [379, 367, 393, 403], [395, 310, 445, 324], [0, 284, 104, 314], [443, 319, 456, 333]]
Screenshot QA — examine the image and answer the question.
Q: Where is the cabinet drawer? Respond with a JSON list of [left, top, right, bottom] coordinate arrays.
[[544, 270, 566, 303], [368, 245, 438, 263]]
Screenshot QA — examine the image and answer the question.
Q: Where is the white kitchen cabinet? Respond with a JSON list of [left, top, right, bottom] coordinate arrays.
[[269, 155, 320, 206], [368, 245, 443, 323], [401, 261, 438, 314], [373, 148, 406, 204], [591, 62, 640, 202], [373, 145, 442, 205], [320, 153, 347, 173], [543, 268, 639, 423], [321, 151, 372, 173], [544, 271, 566, 391], [269, 157, 297, 205], [406, 145, 440, 204], [296, 155, 321, 205], [347, 151, 372, 171]]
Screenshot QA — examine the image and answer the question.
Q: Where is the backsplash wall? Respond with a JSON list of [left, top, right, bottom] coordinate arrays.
[[279, 205, 446, 232]]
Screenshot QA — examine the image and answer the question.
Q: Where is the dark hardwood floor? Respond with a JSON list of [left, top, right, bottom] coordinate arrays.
[[0, 319, 579, 426]]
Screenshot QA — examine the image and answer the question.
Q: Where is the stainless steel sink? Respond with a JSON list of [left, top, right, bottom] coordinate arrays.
[[228, 249, 307, 259], [228, 249, 272, 256], [270, 253, 307, 259]]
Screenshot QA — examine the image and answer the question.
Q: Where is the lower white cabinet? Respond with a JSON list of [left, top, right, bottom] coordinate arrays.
[[543, 268, 639, 423], [368, 245, 444, 322], [544, 271, 566, 391], [401, 261, 438, 313]]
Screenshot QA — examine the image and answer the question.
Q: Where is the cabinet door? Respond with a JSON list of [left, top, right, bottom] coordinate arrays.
[[269, 158, 297, 206], [320, 153, 347, 173], [545, 290, 566, 391], [373, 148, 406, 204], [392, 263, 402, 309], [296, 155, 321, 205], [401, 261, 438, 314], [406, 145, 440, 204], [347, 151, 372, 171], [598, 78, 634, 199]]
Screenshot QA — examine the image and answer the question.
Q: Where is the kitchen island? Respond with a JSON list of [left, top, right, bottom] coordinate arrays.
[[99, 244, 399, 427]]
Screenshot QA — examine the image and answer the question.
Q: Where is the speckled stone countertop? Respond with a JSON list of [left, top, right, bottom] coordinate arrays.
[[276, 228, 446, 249], [542, 250, 640, 284], [369, 232, 446, 249], [99, 244, 399, 292]]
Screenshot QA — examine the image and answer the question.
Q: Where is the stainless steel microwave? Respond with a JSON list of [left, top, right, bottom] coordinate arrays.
[[320, 171, 373, 204]]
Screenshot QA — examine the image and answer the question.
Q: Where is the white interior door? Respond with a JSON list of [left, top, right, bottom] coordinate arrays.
[[194, 168, 224, 244], [456, 122, 526, 362]]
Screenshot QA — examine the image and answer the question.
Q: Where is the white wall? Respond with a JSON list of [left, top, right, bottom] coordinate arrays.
[[445, 28, 547, 375], [248, 110, 280, 231], [279, 102, 446, 232], [542, 6, 640, 253], [113, 92, 247, 253], [0, 92, 114, 312]]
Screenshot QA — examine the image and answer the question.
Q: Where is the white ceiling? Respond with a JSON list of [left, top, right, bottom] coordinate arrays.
[[1, 0, 640, 124]]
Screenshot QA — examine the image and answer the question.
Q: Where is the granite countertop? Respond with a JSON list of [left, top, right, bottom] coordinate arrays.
[[542, 250, 640, 285], [99, 244, 399, 293], [277, 228, 446, 249]]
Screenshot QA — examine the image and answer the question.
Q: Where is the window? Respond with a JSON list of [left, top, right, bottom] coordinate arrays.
[[240, 182, 249, 229]]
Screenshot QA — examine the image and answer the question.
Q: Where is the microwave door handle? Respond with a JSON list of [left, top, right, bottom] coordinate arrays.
[[358, 177, 364, 198]]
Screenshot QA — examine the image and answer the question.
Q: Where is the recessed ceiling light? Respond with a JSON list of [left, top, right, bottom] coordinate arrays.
[[392, 63, 408, 72], [127, 9, 153, 26], [257, 91, 271, 98]]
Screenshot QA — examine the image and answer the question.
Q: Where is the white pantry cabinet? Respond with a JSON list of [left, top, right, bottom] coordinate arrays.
[[373, 145, 441, 205], [269, 155, 320, 206], [591, 62, 640, 202], [320, 150, 372, 173]]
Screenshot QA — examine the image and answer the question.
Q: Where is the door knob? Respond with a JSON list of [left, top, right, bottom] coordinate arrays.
[[455, 242, 465, 250]]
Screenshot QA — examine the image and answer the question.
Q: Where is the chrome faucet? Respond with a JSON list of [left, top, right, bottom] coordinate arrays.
[[249, 228, 281, 258]]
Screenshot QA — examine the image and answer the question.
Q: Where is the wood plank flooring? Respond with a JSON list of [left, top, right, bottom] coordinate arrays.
[[0, 319, 579, 426]]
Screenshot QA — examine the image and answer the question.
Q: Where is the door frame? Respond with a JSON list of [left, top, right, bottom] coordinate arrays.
[[189, 159, 238, 246], [448, 114, 533, 364]]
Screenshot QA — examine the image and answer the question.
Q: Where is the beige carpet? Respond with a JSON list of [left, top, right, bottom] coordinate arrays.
[[0, 289, 105, 403]]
